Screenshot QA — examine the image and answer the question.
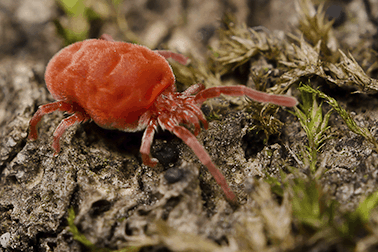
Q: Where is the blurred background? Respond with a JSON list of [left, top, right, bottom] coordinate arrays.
[[0, 0, 305, 61]]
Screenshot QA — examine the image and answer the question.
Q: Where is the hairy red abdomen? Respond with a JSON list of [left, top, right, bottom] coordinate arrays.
[[45, 39, 175, 130]]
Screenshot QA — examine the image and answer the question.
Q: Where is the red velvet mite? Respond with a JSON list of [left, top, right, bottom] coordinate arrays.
[[29, 34, 298, 202]]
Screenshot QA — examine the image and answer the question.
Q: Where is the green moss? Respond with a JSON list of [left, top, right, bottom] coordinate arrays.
[[298, 84, 378, 152], [291, 82, 333, 173]]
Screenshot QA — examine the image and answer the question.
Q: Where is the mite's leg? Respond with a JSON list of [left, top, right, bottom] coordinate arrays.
[[29, 101, 76, 140], [182, 83, 205, 96], [194, 85, 298, 107], [171, 125, 236, 202], [52, 112, 90, 154], [99, 34, 115, 42], [185, 103, 208, 130], [155, 50, 190, 65], [140, 119, 159, 167], [176, 110, 202, 136], [99, 34, 190, 65]]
